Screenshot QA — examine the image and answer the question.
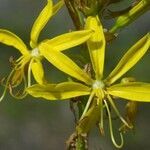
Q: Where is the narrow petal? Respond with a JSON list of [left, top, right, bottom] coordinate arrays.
[[52, 0, 64, 16], [85, 16, 106, 79], [26, 82, 91, 100], [106, 33, 150, 85], [41, 30, 93, 51], [30, 0, 53, 48], [39, 43, 93, 85], [0, 29, 28, 55], [107, 82, 150, 102], [31, 59, 45, 85]]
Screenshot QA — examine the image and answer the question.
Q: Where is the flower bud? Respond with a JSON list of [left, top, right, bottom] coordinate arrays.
[[110, 0, 150, 33]]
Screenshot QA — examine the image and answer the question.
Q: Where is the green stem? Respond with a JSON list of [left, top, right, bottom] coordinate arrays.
[[76, 98, 89, 150], [64, 0, 83, 30], [76, 134, 88, 150], [64, 1, 90, 149]]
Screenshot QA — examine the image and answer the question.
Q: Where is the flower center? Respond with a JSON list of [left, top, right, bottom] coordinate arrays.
[[92, 80, 105, 89], [31, 48, 40, 57]]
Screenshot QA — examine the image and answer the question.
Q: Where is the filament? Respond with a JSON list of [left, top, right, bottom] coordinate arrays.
[[9, 71, 27, 99], [97, 90, 104, 135], [100, 98, 104, 135], [107, 95, 133, 129], [27, 59, 34, 87], [104, 100, 124, 148], [0, 69, 15, 101], [80, 90, 95, 120]]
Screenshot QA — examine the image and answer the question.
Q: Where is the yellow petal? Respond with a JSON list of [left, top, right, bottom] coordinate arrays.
[[30, 0, 53, 48], [31, 59, 45, 85], [39, 43, 93, 85], [106, 33, 150, 85], [26, 82, 91, 100], [0, 29, 28, 55], [41, 30, 93, 51], [107, 82, 150, 102], [85, 16, 106, 79], [52, 0, 64, 16]]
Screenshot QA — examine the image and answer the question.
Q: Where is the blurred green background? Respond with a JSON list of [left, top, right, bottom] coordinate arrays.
[[0, 0, 149, 149]]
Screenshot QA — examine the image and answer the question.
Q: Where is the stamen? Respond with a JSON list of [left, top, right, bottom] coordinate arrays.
[[107, 95, 133, 129], [0, 69, 15, 101], [15, 56, 28, 70], [27, 59, 34, 87], [104, 100, 124, 148], [9, 71, 27, 99], [99, 98, 105, 135], [80, 90, 95, 120], [16, 56, 24, 62], [97, 90, 105, 135]]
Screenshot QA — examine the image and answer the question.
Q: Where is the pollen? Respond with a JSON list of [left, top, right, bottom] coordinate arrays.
[[92, 80, 105, 89]]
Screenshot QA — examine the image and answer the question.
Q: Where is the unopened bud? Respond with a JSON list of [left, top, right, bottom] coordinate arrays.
[[110, 0, 150, 33]]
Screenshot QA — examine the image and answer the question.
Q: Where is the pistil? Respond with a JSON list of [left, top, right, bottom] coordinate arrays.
[[31, 48, 40, 57], [92, 80, 105, 89]]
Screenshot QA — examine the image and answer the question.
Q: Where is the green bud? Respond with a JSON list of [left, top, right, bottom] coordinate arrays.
[[110, 0, 150, 33], [121, 77, 136, 84]]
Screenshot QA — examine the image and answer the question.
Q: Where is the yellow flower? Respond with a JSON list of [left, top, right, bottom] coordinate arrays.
[[0, 0, 93, 99], [27, 16, 150, 148]]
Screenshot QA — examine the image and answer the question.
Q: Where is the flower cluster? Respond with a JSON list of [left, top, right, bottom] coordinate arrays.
[[0, 0, 93, 99], [0, 0, 150, 149]]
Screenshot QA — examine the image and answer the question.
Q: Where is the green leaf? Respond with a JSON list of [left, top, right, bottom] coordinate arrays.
[[85, 16, 106, 79], [39, 43, 93, 85], [106, 33, 150, 85], [41, 30, 93, 51], [0, 29, 28, 55], [107, 82, 150, 102], [27, 82, 91, 100], [30, 0, 53, 48]]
